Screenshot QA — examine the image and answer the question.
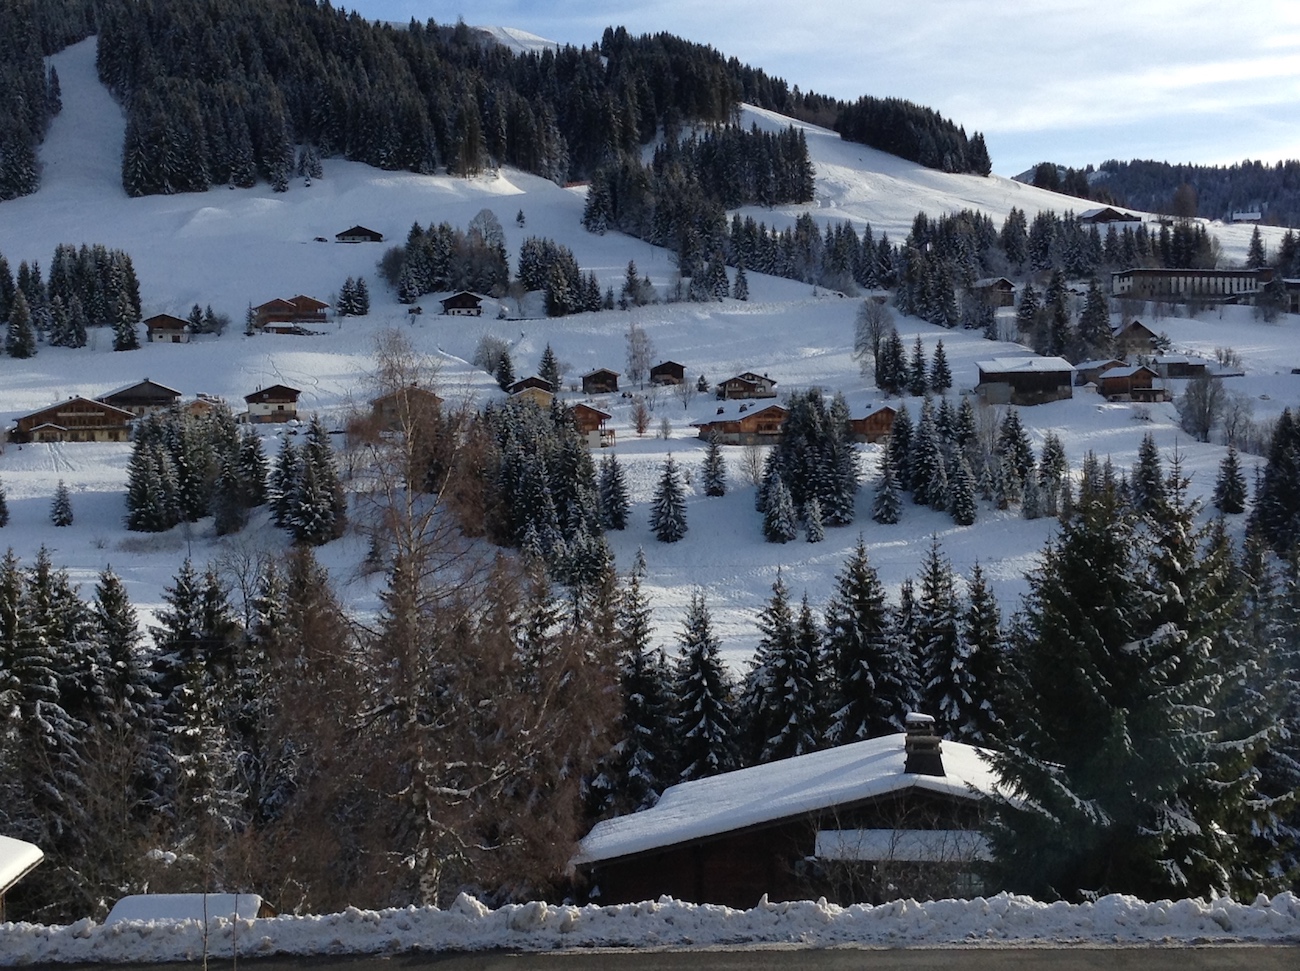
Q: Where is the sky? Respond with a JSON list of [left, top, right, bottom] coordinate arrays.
[[339, 0, 1300, 178]]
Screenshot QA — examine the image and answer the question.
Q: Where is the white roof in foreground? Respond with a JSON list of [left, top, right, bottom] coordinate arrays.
[[106, 893, 266, 925], [0, 834, 43, 894], [574, 733, 1000, 865], [977, 356, 1074, 374]]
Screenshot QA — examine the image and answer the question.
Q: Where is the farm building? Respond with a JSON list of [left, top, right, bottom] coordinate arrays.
[[970, 277, 1016, 308], [1111, 320, 1160, 356], [1097, 365, 1166, 402], [10, 397, 135, 443], [253, 295, 329, 332], [848, 404, 897, 444], [440, 291, 483, 316], [570, 403, 615, 448], [718, 371, 778, 400], [650, 361, 686, 386], [1111, 267, 1273, 303], [244, 384, 301, 423], [144, 313, 189, 343], [335, 225, 384, 243], [574, 715, 1000, 908], [1078, 207, 1141, 225], [975, 357, 1074, 406], [581, 368, 620, 394], [99, 379, 183, 417]]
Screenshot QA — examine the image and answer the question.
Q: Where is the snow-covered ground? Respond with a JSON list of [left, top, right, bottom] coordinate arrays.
[[3, 891, 1300, 963]]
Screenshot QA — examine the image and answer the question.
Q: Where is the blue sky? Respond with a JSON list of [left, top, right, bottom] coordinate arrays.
[[341, 1, 1300, 177]]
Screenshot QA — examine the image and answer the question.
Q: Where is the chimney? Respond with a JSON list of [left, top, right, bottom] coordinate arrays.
[[903, 712, 945, 777]]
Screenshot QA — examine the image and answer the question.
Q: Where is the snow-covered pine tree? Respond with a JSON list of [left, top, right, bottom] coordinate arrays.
[[673, 590, 740, 781], [871, 454, 902, 524], [650, 454, 687, 543], [762, 477, 798, 543], [949, 451, 977, 526], [0, 477, 7, 527], [538, 344, 561, 390], [907, 336, 928, 396], [5, 289, 36, 358], [597, 453, 630, 530], [914, 538, 971, 733], [825, 537, 915, 742], [702, 433, 727, 497], [50, 480, 73, 527], [910, 399, 943, 507], [742, 574, 822, 763], [1213, 444, 1247, 514], [1131, 431, 1167, 517], [733, 262, 749, 301], [886, 402, 913, 490], [805, 496, 825, 542], [956, 562, 1004, 744], [930, 339, 952, 393], [996, 408, 1035, 491]]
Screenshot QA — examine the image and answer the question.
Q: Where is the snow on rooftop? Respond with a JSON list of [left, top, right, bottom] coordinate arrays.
[[575, 732, 999, 866], [0, 835, 43, 896], [105, 893, 267, 926], [976, 357, 1074, 374]]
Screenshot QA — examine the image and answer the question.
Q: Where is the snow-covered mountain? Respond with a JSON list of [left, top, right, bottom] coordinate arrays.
[[0, 36, 1294, 668]]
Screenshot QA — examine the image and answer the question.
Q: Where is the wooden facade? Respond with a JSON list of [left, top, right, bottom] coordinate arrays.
[[976, 358, 1073, 406], [144, 313, 189, 343], [370, 386, 443, 432], [1079, 206, 1141, 225], [1074, 359, 1125, 387], [11, 397, 135, 443], [244, 384, 301, 423], [571, 403, 615, 448], [848, 405, 897, 444], [511, 386, 554, 409], [1111, 320, 1159, 356], [440, 291, 483, 316], [650, 361, 686, 386], [1112, 267, 1273, 302], [971, 277, 1016, 308], [335, 225, 384, 243], [254, 295, 328, 332], [581, 368, 620, 394], [1097, 365, 1164, 401], [508, 376, 554, 395], [718, 371, 777, 400], [99, 379, 183, 416], [693, 404, 787, 445]]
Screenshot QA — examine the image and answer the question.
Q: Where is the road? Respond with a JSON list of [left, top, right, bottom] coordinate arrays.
[[24, 947, 1300, 971]]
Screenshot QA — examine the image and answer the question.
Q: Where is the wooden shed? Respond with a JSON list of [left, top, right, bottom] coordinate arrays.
[[650, 361, 686, 386], [1097, 364, 1165, 401], [848, 405, 897, 444], [575, 716, 1000, 908], [582, 368, 620, 394], [975, 357, 1074, 406]]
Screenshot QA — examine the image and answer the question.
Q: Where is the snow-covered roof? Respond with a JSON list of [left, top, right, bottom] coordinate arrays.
[[1074, 358, 1124, 371], [976, 356, 1073, 374], [105, 893, 267, 925], [574, 732, 999, 865], [692, 401, 787, 425], [1100, 365, 1156, 379], [0, 835, 43, 895]]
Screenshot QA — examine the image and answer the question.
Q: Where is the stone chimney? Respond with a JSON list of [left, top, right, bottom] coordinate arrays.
[[903, 712, 945, 777]]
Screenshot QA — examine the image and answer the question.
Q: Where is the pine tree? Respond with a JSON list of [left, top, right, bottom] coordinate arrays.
[[673, 591, 740, 781], [957, 562, 1004, 744], [825, 537, 916, 742], [5, 289, 36, 358], [1131, 432, 1167, 517], [1214, 444, 1247, 515], [538, 343, 561, 390], [597, 453, 630, 530], [887, 402, 914, 490], [0, 477, 8, 527], [804, 496, 825, 542], [50, 480, 73, 527], [287, 416, 347, 545], [494, 351, 515, 390], [930, 339, 952, 393], [908, 336, 928, 396], [949, 451, 978, 526], [733, 263, 749, 301], [871, 454, 902, 524], [742, 574, 822, 763], [914, 538, 969, 730], [650, 455, 687, 542], [1246, 226, 1267, 270], [702, 434, 727, 497], [1078, 277, 1112, 356], [763, 477, 798, 543]]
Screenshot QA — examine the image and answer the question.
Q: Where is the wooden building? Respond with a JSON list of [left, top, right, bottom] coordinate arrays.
[[440, 291, 483, 316], [718, 371, 778, 400], [335, 225, 384, 243], [571, 403, 615, 448], [184, 393, 225, 418], [1111, 320, 1159, 356], [11, 397, 135, 443], [370, 385, 444, 432], [507, 376, 554, 395], [692, 403, 787, 445], [253, 295, 329, 332], [574, 716, 1000, 908], [1150, 355, 1210, 380], [144, 313, 190, 343], [1097, 364, 1166, 402], [1111, 267, 1273, 303], [99, 379, 183, 417], [975, 357, 1074, 406], [581, 368, 620, 394], [244, 384, 301, 423], [510, 384, 555, 409], [970, 277, 1016, 308], [1078, 206, 1141, 225], [1073, 358, 1126, 387], [650, 361, 686, 386], [848, 404, 897, 444]]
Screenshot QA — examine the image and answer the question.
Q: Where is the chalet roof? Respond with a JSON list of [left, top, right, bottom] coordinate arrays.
[[1111, 320, 1156, 334], [692, 402, 787, 427], [100, 378, 183, 402], [439, 290, 483, 306], [253, 298, 296, 313], [0, 834, 43, 896], [972, 277, 1015, 289], [14, 396, 136, 423], [725, 371, 774, 385], [1079, 206, 1140, 222], [574, 732, 1000, 866], [289, 295, 328, 311], [1100, 365, 1157, 379], [1074, 358, 1125, 371], [651, 360, 686, 370], [571, 403, 611, 420], [582, 367, 620, 378], [508, 376, 554, 394], [336, 225, 383, 240], [244, 384, 301, 403], [144, 313, 188, 329], [976, 356, 1073, 375]]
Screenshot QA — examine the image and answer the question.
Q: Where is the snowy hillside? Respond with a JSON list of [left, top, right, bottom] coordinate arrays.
[[0, 36, 1297, 670]]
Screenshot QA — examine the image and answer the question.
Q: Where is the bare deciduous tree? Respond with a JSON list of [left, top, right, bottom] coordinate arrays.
[[853, 299, 893, 378], [1176, 373, 1227, 443], [625, 322, 654, 389]]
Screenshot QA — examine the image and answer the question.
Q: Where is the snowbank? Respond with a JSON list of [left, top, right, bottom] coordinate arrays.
[[4, 892, 1300, 963]]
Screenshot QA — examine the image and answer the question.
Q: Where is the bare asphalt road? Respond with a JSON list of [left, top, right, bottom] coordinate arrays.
[[22, 947, 1300, 971]]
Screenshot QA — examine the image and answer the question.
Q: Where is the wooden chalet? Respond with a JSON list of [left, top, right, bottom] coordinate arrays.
[[440, 291, 483, 316], [11, 397, 135, 443], [574, 715, 1000, 907], [1078, 206, 1141, 225], [1111, 267, 1273, 303], [1150, 355, 1210, 380], [848, 404, 897, 444], [244, 384, 301, 423], [1111, 319, 1159, 356], [650, 361, 686, 386], [975, 357, 1074, 406], [718, 371, 777, 400], [144, 313, 190, 343], [692, 403, 787, 445], [1073, 358, 1125, 387], [970, 277, 1016, 308], [510, 379, 555, 409], [335, 225, 384, 243], [370, 385, 443, 432], [1097, 364, 1166, 402], [508, 376, 554, 396], [253, 295, 329, 332], [581, 368, 620, 394], [571, 403, 615, 448], [184, 393, 225, 418], [98, 378, 183, 417]]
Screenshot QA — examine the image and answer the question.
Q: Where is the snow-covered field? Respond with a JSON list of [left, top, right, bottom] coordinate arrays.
[[3, 31, 1300, 962]]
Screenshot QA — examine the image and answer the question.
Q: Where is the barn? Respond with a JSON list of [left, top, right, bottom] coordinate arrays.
[[975, 357, 1073, 406]]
